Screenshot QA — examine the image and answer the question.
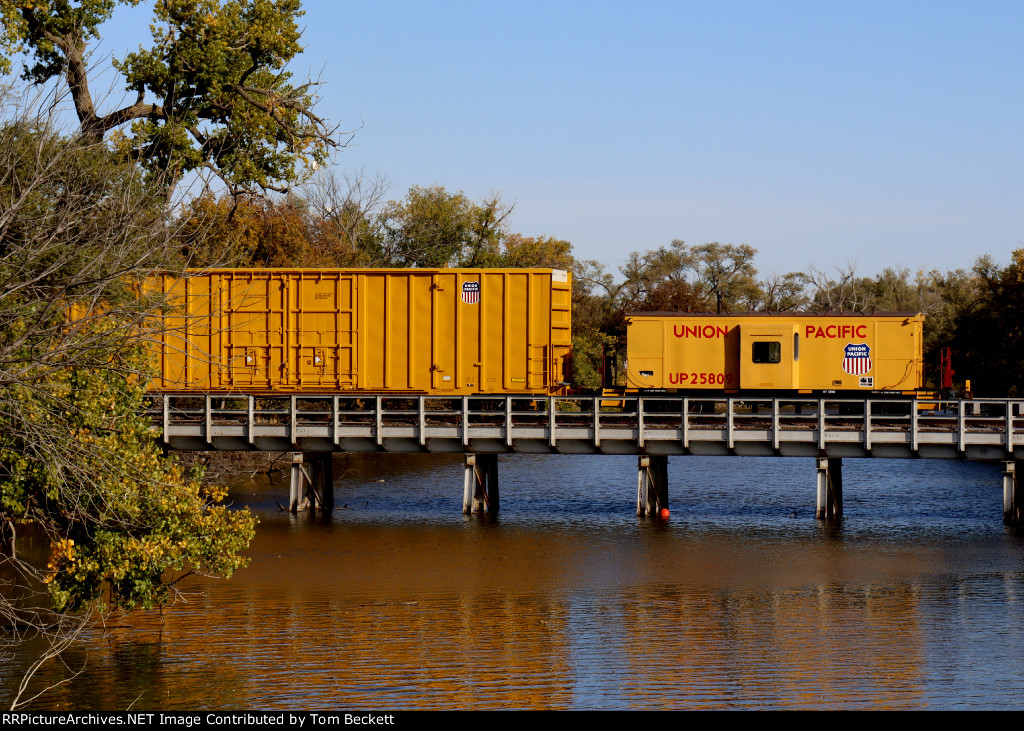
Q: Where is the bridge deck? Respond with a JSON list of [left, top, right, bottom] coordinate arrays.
[[152, 395, 1024, 461]]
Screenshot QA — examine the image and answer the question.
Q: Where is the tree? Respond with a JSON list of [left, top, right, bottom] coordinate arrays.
[[616, 241, 761, 316], [804, 262, 877, 312], [755, 271, 810, 312], [177, 181, 580, 271], [919, 267, 980, 385], [0, 93, 255, 708], [1, 0, 338, 196], [618, 241, 705, 315], [687, 242, 761, 311], [498, 234, 574, 270], [949, 251, 1024, 395], [177, 191, 318, 267], [301, 169, 391, 266], [370, 185, 513, 268]]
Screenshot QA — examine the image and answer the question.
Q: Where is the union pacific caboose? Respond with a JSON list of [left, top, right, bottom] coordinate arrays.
[[624, 312, 924, 395]]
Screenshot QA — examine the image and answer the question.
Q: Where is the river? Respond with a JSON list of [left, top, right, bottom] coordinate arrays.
[[4, 453, 1023, 710]]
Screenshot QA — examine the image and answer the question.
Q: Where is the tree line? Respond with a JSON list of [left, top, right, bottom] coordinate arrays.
[[175, 179, 1024, 397]]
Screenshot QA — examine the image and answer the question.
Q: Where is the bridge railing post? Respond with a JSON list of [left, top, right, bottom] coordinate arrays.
[[958, 401, 967, 453], [205, 395, 212, 446], [817, 400, 825, 451], [637, 397, 644, 449], [1007, 402, 1014, 452], [548, 396, 556, 448], [248, 395, 255, 447], [505, 396, 513, 448], [911, 400, 919, 453], [727, 398, 735, 451], [376, 396, 384, 448], [865, 399, 872, 450], [771, 398, 780, 452], [682, 398, 690, 451], [334, 396, 341, 448], [416, 396, 425, 447], [162, 395, 170, 445], [461, 396, 469, 448]]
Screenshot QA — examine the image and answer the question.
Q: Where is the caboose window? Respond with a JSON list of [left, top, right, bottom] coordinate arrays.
[[752, 341, 781, 363]]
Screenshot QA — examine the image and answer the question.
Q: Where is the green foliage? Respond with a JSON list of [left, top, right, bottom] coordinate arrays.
[[570, 330, 615, 392], [617, 241, 704, 316], [176, 192, 329, 267], [0, 118, 172, 381], [688, 242, 761, 310], [948, 250, 1024, 396], [0, 113, 255, 620], [2, 0, 335, 194], [369, 185, 513, 267], [616, 240, 761, 318], [185, 183, 580, 272], [499, 234, 574, 270], [1, 340, 256, 612], [756, 271, 810, 312]]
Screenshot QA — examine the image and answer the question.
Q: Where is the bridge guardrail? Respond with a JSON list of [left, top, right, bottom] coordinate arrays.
[[148, 395, 1024, 460]]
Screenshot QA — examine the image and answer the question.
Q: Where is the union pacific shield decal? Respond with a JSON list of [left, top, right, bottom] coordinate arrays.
[[461, 281, 480, 304], [842, 343, 872, 375]]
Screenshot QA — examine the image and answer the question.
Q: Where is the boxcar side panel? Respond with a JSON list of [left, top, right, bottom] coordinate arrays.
[[152, 268, 570, 395]]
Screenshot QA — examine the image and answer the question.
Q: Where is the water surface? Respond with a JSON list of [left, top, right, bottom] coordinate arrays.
[[4, 454, 1022, 710]]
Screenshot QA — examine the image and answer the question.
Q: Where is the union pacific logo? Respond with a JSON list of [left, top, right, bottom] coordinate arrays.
[[843, 343, 872, 375]]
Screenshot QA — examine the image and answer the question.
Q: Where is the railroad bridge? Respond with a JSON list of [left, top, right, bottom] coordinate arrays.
[[152, 394, 1024, 526]]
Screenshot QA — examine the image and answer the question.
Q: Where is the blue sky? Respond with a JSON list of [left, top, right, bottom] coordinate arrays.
[[88, 1, 1024, 277]]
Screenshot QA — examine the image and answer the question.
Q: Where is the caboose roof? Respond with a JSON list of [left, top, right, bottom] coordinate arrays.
[[625, 311, 924, 318]]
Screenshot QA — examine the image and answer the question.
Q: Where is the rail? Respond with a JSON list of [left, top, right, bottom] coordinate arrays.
[[149, 395, 1024, 461]]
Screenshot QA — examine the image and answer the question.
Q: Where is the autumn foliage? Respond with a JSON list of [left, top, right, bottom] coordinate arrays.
[[0, 101, 256, 684]]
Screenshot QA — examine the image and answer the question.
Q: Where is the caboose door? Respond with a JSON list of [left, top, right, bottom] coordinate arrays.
[[738, 325, 799, 390]]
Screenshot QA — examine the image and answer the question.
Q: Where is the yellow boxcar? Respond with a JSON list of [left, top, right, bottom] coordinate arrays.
[[625, 313, 924, 393], [150, 268, 572, 395]]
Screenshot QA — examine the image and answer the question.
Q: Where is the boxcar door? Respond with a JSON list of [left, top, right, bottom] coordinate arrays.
[[225, 274, 281, 391], [431, 272, 458, 391], [294, 273, 354, 390]]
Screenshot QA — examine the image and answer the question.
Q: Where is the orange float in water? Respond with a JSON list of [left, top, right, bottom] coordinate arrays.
[[659, 508, 670, 519]]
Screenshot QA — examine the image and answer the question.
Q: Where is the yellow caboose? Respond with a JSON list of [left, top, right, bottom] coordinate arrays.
[[625, 313, 924, 393]]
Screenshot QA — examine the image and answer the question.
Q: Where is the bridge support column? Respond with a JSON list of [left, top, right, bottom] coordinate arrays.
[[815, 457, 843, 520], [1003, 459, 1022, 527], [463, 454, 499, 515], [289, 453, 334, 513], [637, 455, 668, 517]]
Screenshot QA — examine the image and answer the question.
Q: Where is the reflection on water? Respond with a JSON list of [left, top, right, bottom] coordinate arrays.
[[3, 455, 1023, 709]]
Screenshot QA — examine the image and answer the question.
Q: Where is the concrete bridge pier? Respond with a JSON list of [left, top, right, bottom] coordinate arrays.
[[637, 455, 668, 517], [1003, 459, 1023, 526], [816, 457, 843, 520], [289, 453, 334, 512], [463, 454, 499, 515]]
